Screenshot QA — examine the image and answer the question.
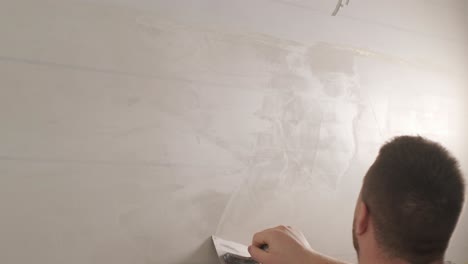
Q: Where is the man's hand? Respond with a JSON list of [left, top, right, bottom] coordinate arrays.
[[248, 226, 349, 264]]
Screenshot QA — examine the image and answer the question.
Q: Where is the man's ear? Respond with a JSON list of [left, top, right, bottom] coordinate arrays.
[[355, 200, 369, 235]]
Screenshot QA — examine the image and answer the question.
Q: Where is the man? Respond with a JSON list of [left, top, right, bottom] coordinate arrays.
[[248, 136, 465, 264]]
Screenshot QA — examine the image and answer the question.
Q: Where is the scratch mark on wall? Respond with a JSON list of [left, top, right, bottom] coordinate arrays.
[[332, 0, 350, 16], [267, 0, 462, 42], [0, 155, 229, 168], [0, 55, 239, 89], [314, 43, 449, 74], [366, 95, 384, 140]]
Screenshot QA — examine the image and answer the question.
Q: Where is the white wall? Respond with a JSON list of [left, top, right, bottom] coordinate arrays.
[[0, 1, 467, 263]]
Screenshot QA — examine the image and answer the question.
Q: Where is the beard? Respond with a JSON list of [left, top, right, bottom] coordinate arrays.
[[352, 217, 360, 256]]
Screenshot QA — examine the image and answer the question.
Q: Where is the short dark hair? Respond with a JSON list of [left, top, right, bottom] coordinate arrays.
[[362, 136, 465, 264]]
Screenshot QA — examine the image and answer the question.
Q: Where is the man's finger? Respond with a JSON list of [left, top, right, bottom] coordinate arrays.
[[252, 230, 271, 247], [248, 245, 269, 263]]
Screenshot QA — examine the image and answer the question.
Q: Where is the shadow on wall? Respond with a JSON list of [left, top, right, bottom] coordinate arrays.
[[182, 237, 219, 264]]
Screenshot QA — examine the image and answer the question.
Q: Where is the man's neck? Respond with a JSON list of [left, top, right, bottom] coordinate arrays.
[[306, 248, 444, 264], [358, 257, 408, 264], [358, 252, 444, 264]]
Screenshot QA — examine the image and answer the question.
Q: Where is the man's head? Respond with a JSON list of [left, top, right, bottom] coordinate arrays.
[[353, 136, 465, 264]]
